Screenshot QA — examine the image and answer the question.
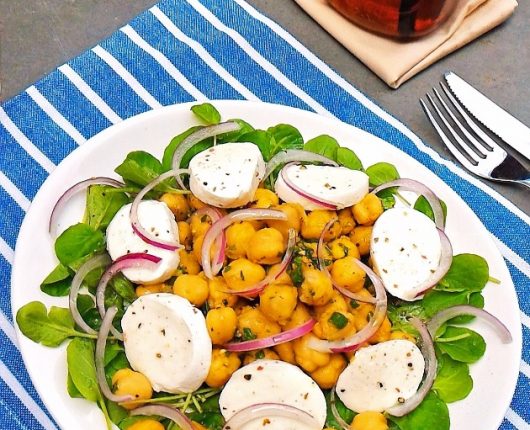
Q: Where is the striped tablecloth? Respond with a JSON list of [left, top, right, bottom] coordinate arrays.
[[0, 0, 528, 429]]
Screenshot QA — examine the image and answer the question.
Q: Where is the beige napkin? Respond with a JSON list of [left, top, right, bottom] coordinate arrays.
[[294, 0, 518, 88]]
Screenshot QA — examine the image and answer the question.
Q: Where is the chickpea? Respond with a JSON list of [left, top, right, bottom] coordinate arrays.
[[176, 249, 201, 276], [205, 348, 241, 387], [207, 276, 238, 308], [189, 212, 211, 238], [266, 203, 305, 239], [222, 258, 266, 292], [329, 236, 360, 260], [274, 303, 312, 364], [369, 316, 392, 344], [247, 228, 286, 265], [337, 208, 356, 235], [112, 368, 152, 410], [299, 267, 334, 306], [310, 353, 347, 389], [160, 193, 190, 221], [269, 262, 293, 285], [251, 188, 279, 208], [136, 283, 167, 297], [126, 420, 165, 430], [243, 348, 279, 365], [274, 342, 296, 364], [177, 221, 192, 248], [331, 256, 366, 292], [301, 210, 340, 240], [259, 284, 298, 324], [350, 226, 373, 256], [352, 194, 384, 226], [225, 221, 256, 259], [173, 274, 209, 307], [206, 307, 237, 345], [352, 303, 375, 331], [390, 331, 416, 342], [313, 290, 349, 319], [351, 411, 388, 430], [188, 194, 207, 210], [237, 307, 281, 339], [313, 309, 356, 341], [293, 333, 330, 373]]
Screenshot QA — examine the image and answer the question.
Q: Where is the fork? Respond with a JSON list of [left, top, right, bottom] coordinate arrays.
[[420, 83, 530, 189]]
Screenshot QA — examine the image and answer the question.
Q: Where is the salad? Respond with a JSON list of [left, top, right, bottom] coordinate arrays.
[[15, 103, 512, 430]]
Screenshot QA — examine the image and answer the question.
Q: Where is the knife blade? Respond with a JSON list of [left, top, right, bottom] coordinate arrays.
[[444, 72, 530, 161]]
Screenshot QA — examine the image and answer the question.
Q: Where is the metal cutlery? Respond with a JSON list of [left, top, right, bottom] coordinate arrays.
[[420, 82, 530, 189]]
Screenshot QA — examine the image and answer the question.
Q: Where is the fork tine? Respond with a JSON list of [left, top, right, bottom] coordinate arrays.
[[420, 98, 478, 171], [440, 83, 503, 153], [424, 93, 479, 163]]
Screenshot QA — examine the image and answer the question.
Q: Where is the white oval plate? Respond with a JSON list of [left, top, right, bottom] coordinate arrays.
[[11, 101, 521, 430]]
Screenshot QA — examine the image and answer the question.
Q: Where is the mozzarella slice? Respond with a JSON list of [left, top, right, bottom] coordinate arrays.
[[106, 201, 180, 284], [337, 340, 424, 413], [188, 142, 265, 208], [275, 164, 369, 210], [121, 293, 212, 393], [370, 207, 442, 301], [219, 359, 326, 430]]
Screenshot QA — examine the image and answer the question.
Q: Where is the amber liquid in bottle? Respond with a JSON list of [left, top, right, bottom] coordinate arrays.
[[329, 0, 449, 38]]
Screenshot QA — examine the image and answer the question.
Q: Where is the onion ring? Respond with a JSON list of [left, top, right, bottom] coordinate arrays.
[[330, 387, 352, 430], [386, 317, 437, 417], [130, 169, 189, 251], [317, 218, 376, 304], [225, 317, 316, 352], [195, 206, 226, 276], [69, 254, 111, 334], [263, 149, 338, 181], [171, 121, 242, 170], [371, 178, 445, 231], [201, 208, 288, 279], [222, 403, 321, 430], [130, 404, 193, 430]]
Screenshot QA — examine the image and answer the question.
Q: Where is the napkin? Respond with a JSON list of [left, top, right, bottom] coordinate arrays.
[[0, 0, 528, 429], [294, 0, 518, 88]]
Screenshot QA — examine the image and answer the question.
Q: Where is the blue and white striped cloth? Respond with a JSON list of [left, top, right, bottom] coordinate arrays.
[[0, 0, 528, 429]]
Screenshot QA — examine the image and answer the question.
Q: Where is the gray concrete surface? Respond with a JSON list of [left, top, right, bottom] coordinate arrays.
[[1, 0, 528, 214]]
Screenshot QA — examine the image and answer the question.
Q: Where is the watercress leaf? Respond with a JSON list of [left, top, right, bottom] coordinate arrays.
[[436, 254, 489, 293], [119, 416, 161, 430], [187, 411, 224, 430], [268, 124, 304, 156], [110, 274, 136, 303], [375, 188, 397, 210], [180, 138, 214, 168], [55, 223, 106, 267], [413, 195, 448, 225], [389, 391, 449, 430], [85, 185, 129, 231], [16, 302, 77, 347], [162, 126, 202, 171], [304, 135, 339, 160], [436, 326, 486, 363], [336, 147, 363, 171], [105, 350, 130, 382], [40, 263, 72, 297], [386, 301, 425, 335], [67, 371, 84, 399], [67, 337, 101, 402], [433, 354, 473, 403], [104, 342, 125, 366], [324, 390, 355, 429], [422, 290, 470, 319], [81, 308, 102, 331], [191, 103, 221, 125], [218, 118, 254, 143], [238, 130, 273, 161], [105, 398, 129, 427], [115, 151, 174, 192], [365, 162, 400, 186]]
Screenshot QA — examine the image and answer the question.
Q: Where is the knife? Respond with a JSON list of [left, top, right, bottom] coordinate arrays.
[[444, 72, 530, 161]]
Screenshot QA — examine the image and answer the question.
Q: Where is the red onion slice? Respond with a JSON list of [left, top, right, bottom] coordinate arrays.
[[263, 149, 338, 181], [317, 218, 376, 304], [281, 163, 338, 210], [69, 254, 111, 335], [49, 177, 124, 236], [308, 258, 387, 353], [201, 208, 288, 279], [413, 228, 453, 297], [96, 253, 161, 341], [219, 228, 297, 297], [386, 317, 437, 417], [171, 121, 242, 170], [130, 169, 189, 251], [95, 306, 133, 403], [130, 404, 193, 430], [330, 387, 351, 430], [427, 305, 512, 343], [225, 317, 316, 352], [371, 178, 445, 231], [222, 403, 321, 430], [195, 207, 226, 276]]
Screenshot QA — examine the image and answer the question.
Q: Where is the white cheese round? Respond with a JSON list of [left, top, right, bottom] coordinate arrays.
[[274, 164, 368, 210], [370, 207, 442, 301], [106, 200, 180, 284], [336, 340, 425, 413], [121, 293, 212, 393]]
